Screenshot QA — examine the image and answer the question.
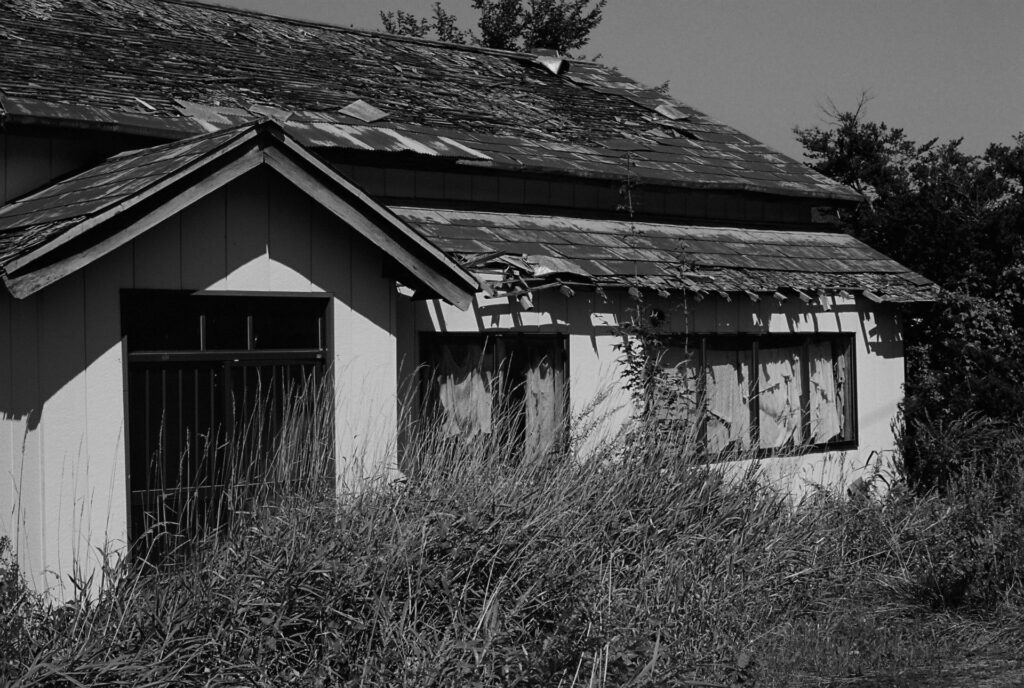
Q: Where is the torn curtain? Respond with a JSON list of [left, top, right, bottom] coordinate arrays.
[[435, 343, 493, 437], [757, 346, 804, 448], [808, 340, 843, 443], [705, 347, 752, 453]]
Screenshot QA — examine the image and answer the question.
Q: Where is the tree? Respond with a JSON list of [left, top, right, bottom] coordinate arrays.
[[796, 101, 1024, 487], [380, 0, 606, 54]]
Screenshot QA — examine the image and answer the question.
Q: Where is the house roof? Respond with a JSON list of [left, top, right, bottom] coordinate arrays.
[[0, 121, 479, 305], [0, 0, 860, 202], [391, 207, 937, 303]]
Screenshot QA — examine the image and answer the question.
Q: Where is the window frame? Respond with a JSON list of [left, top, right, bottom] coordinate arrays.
[[417, 331, 570, 452], [655, 333, 857, 459], [120, 289, 334, 558]]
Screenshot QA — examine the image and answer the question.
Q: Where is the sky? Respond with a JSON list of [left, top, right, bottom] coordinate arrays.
[[204, 0, 1024, 161]]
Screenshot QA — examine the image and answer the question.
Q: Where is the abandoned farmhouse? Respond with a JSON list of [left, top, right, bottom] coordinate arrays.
[[0, 0, 934, 591]]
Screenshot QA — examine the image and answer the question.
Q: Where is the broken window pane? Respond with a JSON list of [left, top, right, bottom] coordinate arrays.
[[757, 345, 804, 448]]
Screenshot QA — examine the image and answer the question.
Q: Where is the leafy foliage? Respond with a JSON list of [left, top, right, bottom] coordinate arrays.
[[795, 101, 1024, 488], [381, 0, 606, 53]]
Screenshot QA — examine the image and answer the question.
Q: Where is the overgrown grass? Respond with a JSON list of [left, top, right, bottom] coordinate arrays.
[[2, 397, 1022, 686]]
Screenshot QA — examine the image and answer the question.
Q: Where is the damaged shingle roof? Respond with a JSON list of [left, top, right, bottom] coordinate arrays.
[[0, 0, 859, 202], [391, 207, 937, 302], [0, 127, 246, 267], [0, 121, 479, 305]]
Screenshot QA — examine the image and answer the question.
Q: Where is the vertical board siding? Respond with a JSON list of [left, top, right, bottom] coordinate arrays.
[[2, 166, 404, 592], [342, 222, 397, 482], [49, 136, 95, 181], [5, 135, 52, 201], [38, 272, 88, 589], [2, 132, 143, 205], [225, 170, 270, 289], [0, 292, 12, 540], [566, 291, 635, 456], [133, 215, 182, 289], [309, 203, 361, 485], [0, 135, 6, 203], [692, 297, 715, 333], [84, 249, 134, 559], [268, 179, 314, 292], [715, 295, 739, 333], [180, 190, 227, 290], [8, 296, 41, 581]]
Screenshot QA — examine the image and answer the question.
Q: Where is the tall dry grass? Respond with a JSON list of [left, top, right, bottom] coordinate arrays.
[[2, 384, 1023, 686]]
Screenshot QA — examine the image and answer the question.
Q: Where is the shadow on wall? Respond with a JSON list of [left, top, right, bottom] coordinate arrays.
[[0, 177, 330, 430], [774, 300, 903, 360], [858, 307, 903, 359]]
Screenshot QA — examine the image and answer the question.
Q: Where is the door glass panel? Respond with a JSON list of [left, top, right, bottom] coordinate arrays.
[[203, 299, 249, 350], [251, 298, 324, 350]]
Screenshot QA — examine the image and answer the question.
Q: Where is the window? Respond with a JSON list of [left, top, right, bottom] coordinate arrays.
[[653, 334, 855, 456], [419, 333, 567, 459], [121, 291, 332, 557]]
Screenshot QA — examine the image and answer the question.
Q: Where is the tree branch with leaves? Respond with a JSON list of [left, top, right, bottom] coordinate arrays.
[[381, 0, 606, 54]]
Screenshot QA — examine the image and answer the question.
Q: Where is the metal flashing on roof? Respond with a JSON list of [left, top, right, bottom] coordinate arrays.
[[174, 99, 249, 124], [339, 99, 388, 123], [655, 103, 690, 121], [248, 103, 294, 122], [534, 54, 567, 76]]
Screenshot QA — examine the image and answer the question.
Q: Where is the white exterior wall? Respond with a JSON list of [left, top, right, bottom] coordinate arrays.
[[1, 167, 400, 593], [402, 288, 905, 497]]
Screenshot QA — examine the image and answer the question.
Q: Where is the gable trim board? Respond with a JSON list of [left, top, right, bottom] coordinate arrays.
[[0, 121, 478, 308]]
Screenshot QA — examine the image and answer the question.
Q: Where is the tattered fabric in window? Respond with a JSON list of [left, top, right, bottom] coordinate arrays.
[[757, 346, 804, 448], [654, 347, 701, 444], [705, 347, 752, 453], [436, 344, 493, 437], [808, 341, 843, 443]]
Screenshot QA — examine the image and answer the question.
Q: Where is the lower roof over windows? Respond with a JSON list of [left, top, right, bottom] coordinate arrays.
[[392, 207, 938, 303]]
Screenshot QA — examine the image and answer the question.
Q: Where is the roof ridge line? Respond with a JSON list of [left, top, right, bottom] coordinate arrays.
[[159, 0, 602, 64]]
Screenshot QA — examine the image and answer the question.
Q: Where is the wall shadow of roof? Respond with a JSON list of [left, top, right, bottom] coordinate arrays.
[[0, 0, 860, 202]]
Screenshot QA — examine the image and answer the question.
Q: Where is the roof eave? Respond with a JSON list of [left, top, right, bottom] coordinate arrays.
[[1, 122, 478, 308]]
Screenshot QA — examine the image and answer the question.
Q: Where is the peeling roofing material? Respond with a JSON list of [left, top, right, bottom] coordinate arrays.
[[0, 126, 248, 267], [0, 0, 859, 202], [0, 121, 479, 306], [390, 208, 937, 303]]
